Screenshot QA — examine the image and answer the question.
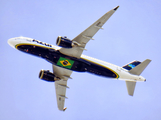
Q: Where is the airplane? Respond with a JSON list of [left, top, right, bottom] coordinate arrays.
[[8, 6, 151, 111]]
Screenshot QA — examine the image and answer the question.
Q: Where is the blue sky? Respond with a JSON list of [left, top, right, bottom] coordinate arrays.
[[1, 0, 161, 119]]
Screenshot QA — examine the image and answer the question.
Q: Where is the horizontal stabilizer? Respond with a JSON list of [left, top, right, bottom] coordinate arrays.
[[129, 59, 151, 75], [126, 81, 136, 96]]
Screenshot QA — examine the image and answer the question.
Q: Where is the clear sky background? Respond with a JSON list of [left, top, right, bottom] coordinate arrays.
[[1, 0, 161, 120]]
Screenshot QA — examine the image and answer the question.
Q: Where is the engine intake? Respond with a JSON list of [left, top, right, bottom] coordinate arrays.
[[39, 70, 60, 82], [56, 36, 73, 48]]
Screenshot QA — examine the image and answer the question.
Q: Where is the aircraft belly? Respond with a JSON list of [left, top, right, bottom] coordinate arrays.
[[86, 63, 117, 78], [16, 44, 87, 72], [16, 44, 119, 78]]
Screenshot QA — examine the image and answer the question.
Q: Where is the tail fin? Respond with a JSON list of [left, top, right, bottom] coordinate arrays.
[[122, 60, 141, 70], [123, 59, 151, 96]]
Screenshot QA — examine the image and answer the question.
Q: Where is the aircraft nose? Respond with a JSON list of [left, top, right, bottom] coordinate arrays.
[[8, 38, 18, 49]]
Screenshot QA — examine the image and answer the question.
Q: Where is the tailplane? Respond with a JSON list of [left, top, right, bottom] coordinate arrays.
[[123, 59, 151, 96], [126, 81, 136, 96], [128, 59, 151, 75]]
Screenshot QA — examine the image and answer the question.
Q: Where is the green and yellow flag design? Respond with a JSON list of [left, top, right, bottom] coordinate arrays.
[[57, 57, 74, 69]]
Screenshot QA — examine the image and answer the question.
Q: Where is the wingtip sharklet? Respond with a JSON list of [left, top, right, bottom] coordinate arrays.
[[114, 6, 119, 11]]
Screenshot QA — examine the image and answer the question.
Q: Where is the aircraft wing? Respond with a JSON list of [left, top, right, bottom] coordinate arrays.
[[59, 6, 119, 58], [52, 65, 72, 111]]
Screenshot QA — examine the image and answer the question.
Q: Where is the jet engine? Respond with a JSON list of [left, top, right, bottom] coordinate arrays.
[[39, 70, 60, 82], [56, 36, 73, 48]]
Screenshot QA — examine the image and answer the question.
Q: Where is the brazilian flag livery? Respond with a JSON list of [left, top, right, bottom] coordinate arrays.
[[57, 57, 74, 69]]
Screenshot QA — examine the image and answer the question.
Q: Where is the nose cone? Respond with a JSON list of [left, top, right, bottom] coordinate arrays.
[[8, 38, 16, 48], [8, 37, 22, 49]]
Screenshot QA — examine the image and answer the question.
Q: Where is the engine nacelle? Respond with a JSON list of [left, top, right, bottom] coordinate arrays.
[[56, 36, 73, 48], [39, 70, 60, 82]]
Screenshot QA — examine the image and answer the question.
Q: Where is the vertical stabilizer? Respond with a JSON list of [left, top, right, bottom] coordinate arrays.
[[122, 60, 141, 70]]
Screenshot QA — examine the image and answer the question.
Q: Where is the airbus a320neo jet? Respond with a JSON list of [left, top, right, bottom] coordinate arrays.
[[8, 6, 151, 111]]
